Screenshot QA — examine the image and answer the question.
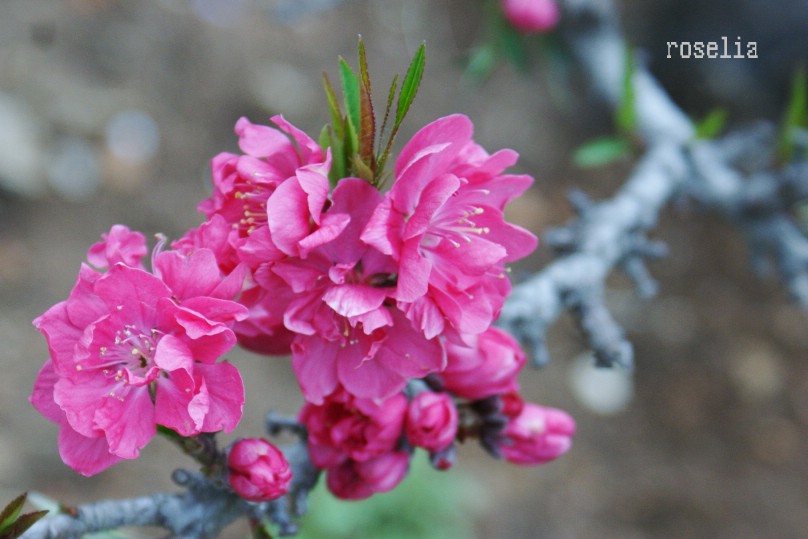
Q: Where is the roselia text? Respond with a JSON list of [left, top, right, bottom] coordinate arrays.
[[667, 36, 758, 59]]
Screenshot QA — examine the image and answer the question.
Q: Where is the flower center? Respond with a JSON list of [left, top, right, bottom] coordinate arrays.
[[233, 183, 270, 236], [95, 323, 160, 383], [423, 203, 489, 250]]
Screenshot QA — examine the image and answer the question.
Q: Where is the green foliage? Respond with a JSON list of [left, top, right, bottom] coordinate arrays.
[[573, 136, 631, 168], [615, 44, 637, 136], [321, 37, 426, 187], [778, 65, 808, 162], [294, 454, 481, 539], [0, 493, 48, 539], [694, 107, 728, 140], [573, 45, 638, 169]]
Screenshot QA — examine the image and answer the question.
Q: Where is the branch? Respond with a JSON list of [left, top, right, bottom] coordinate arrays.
[[23, 472, 243, 539], [23, 426, 320, 539], [498, 0, 808, 367]]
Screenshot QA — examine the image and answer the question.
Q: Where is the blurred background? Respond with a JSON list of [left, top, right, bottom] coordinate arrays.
[[1, 0, 807, 537]]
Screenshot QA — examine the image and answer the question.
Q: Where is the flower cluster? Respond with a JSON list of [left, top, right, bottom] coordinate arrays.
[[30, 72, 575, 501]]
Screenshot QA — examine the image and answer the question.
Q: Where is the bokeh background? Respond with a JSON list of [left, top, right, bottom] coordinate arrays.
[[1, 0, 808, 537]]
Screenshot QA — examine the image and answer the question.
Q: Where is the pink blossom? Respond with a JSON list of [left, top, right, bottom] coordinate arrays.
[[30, 360, 123, 476], [501, 0, 560, 34], [31, 233, 248, 475], [326, 451, 410, 500], [87, 224, 147, 270], [228, 438, 292, 502], [361, 114, 537, 339], [500, 403, 575, 465], [404, 391, 458, 452], [441, 326, 527, 400], [198, 115, 324, 251], [299, 388, 407, 468], [291, 308, 445, 403], [262, 177, 444, 403], [187, 115, 327, 355]]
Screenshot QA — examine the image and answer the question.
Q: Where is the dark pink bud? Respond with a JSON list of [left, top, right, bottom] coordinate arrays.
[[405, 391, 458, 452], [501, 0, 560, 34], [500, 404, 575, 466], [500, 390, 525, 419], [228, 438, 292, 502], [326, 451, 410, 500], [299, 389, 407, 468]]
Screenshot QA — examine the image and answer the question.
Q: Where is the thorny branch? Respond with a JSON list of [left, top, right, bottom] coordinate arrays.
[[498, 0, 808, 368], [21, 0, 808, 536]]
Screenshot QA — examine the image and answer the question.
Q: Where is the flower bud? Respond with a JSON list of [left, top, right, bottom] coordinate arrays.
[[405, 391, 459, 452], [442, 327, 526, 401], [500, 404, 575, 465], [228, 438, 292, 502], [500, 0, 560, 34], [327, 451, 410, 500]]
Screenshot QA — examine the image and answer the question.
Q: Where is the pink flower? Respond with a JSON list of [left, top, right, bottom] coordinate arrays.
[[404, 391, 458, 452], [501, 0, 560, 34], [299, 388, 407, 468], [260, 177, 444, 403], [361, 114, 537, 339], [326, 451, 410, 500], [292, 309, 445, 403], [30, 360, 124, 475], [187, 115, 327, 355], [198, 115, 324, 253], [500, 403, 575, 465], [30, 231, 248, 475], [441, 326, 527, 400], [228, 438, 292, 502], [87, 224, 147, 270]]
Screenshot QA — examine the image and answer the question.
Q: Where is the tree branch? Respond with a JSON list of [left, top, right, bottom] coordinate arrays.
[[498, 0, 808, 367]]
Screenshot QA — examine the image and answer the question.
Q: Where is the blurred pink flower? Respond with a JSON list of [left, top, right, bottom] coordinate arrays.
[[228, 438, 292, 502], [501, 0, 560, 34], [404, 391, 458, 452], [500, 403, 575, 465]]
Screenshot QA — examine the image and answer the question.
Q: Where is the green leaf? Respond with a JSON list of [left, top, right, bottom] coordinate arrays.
[[376, 42, 425, 182], [573, 136, 631, 168], [357, 36, 372, 94], [0, 494, 27, 532], [375, 73, 399, 178], [0, 510, 48, 538], [395, 41, 426, 131], [465, 44, 497, 81], [339, 58, 361, 144], [357, 38, 376, 175], [343, 114, 359, 170], [694, 107, 728, 140], [317, 124, 331, 154], [352, 155, 374, 182], [322, 72, 344, 139], [615, 44, 637, 135], [779, 65, 808, 161], [378, 73, 398, 144]]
